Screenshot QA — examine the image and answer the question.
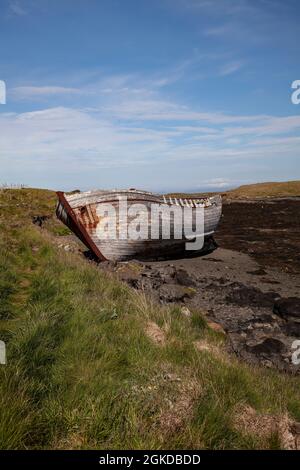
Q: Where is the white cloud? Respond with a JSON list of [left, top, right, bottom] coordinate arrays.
[[201, 178, 234, 188], [103, 95, 266, 124], [0, 101, 299, 173], [2, 72, 300, 188], [12, 86, 85, 99]]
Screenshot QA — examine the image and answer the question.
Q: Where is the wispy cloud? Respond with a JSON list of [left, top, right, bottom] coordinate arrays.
[[219, 61, 244, 76], [1, 98, 299, 168], [204, 24, 235, 36], [179, 0, 266, 17], [188, 0, 285, 45], [9, 1, 27, 16], [5, 72, 300, 172], [201, 177, 234, 189], [1, 91, 299, 190], [12, 86, 86, 99]]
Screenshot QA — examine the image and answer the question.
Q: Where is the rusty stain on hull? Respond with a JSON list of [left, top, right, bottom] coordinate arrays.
[[56, 189, 222, 262], [56, 191, 107, 261]]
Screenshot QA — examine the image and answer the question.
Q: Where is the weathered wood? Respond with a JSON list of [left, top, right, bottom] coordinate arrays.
[[56, 189, 222, 261]]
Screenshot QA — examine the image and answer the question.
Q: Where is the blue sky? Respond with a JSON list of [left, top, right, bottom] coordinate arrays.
[[0, 0, 299, 192]]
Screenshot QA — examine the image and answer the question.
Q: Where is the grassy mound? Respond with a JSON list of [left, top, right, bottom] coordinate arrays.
[[227, 181, 300, 199], [1, 188, 300, 449]]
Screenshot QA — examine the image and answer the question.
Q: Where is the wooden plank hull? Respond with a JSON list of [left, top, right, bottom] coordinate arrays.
[[56, 189, 222, 261]]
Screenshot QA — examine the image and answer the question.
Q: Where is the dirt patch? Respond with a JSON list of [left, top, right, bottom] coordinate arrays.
[[55, 433, 88, 450], [206, 320, 226, 335], [129, 366, 201, 437], [232, 404, 300, 449], [158, 378, 200, 435], [145, 321, 166, 345], [193, 340, 228, 362], [19, 279, 31, 288]]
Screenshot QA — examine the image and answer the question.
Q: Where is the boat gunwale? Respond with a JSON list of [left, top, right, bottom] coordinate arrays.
[[65, 189, 222, 210]]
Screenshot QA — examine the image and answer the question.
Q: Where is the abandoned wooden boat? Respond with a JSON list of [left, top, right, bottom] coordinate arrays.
[[56, 189, 222, 261]]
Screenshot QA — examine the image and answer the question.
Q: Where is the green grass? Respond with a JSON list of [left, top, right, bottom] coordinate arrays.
[[1, 188, 300, 449]]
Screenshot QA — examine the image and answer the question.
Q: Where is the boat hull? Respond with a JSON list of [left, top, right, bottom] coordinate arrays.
[[56, 189, 222, 261]]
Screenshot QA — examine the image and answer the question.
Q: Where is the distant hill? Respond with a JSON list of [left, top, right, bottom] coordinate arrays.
[[168, 181, 300, 200], [226, 181, 300, 199]]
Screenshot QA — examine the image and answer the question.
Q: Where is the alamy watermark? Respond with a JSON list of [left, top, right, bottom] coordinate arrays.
[[0, 80, 6, 104], [291, 340, 300, 365], [0, 340, 6, 365], [93, 198, 205, 250], [291, 80, 300, 104]]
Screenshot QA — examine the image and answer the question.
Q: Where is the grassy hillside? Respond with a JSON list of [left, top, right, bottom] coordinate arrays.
[[168, 181, 300, 200], [1, 188, 300, 449], [227, 181, 300, 199]]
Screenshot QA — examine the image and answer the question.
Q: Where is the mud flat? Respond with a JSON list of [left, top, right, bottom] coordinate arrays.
[[218, 197, 300, 275], [98, 198, 300, 374]]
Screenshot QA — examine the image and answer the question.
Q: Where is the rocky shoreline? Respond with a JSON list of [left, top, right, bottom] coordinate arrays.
[[53, 197, 300, 374], [99, 246, 300, 374], [98, 198, 300, 374]]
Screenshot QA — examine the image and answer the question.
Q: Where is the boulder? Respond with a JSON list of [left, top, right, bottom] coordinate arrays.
[[282, 321, 300, 337], [273, 297, 300, 319], [116, 264, 141, 287], [175, 268, 196, 287], [246, 337, 285, 355], [159, 284, 194, 303], [226, 283, 280, 308], [32, 215, 50, 227]]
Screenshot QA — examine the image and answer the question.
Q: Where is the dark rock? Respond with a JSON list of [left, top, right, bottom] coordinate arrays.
[[203, 257, 223, 263], [247, 268, 267, 276], [115, 265, 141, 287], [226, 284, 280, 308], [261, 278, 280, 285], [175, 268, 196, 287], [32, 215, 50, 227], [246, 337, 285, 355], [159, 284, 194, 303], [157, 265, 176, 282], [250, 313, 276, 324], [282, 321, 300, 337], [273, 297, 300, 319]]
